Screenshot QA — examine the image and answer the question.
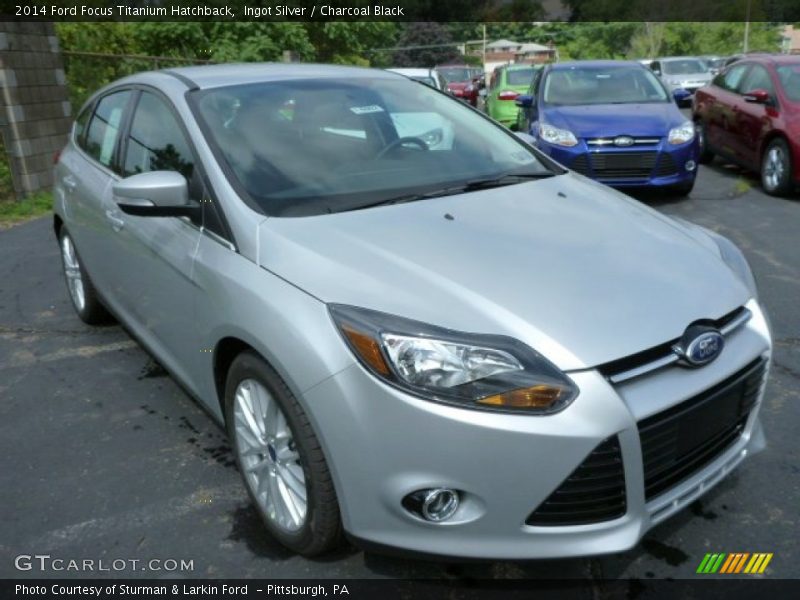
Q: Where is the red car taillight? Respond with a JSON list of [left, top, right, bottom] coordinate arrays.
[[498, 90, 520, 101]]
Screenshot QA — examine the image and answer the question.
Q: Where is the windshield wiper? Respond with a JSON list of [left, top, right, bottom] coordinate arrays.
[[348, 172, 557, 212]]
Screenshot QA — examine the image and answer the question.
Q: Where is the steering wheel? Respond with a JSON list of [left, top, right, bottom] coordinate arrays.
[[376, 136, 429, 159]]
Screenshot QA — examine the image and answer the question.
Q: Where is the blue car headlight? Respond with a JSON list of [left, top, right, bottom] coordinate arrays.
[[539, 123, 578, 147], [668, 121, 695, 145]]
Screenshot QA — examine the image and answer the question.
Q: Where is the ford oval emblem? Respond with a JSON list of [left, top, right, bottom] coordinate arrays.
[[674, 325, 724, 367], [614, 136, 635, 147]]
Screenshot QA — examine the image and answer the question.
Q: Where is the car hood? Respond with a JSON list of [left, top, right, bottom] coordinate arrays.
[[542, 103, 685, 138], [257, 173, 749, 371]]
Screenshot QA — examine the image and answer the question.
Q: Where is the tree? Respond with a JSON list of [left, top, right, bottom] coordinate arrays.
[[389, 22, 462, 68]]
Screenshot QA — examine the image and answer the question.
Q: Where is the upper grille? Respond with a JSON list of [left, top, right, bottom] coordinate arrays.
[[639, 358, 766, 501], [526, 436, 626, 526], [597, 306, 750, 384]]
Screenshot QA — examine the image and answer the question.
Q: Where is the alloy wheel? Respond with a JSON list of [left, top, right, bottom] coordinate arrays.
[[61, 235, 86, 313], [763, 146, 786, 191], [233, 378, 308, 533]]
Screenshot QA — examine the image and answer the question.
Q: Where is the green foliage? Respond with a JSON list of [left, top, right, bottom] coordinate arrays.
[[389, 22, 462, 68], [0, 191, 52, 226]]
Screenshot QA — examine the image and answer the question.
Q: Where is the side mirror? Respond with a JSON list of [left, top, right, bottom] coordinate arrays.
[[743, 89, 770, 104], [113, 171, 199, 218], [515, 94, 534, 108], [652, 68, 661, 76], [672, 88, 692, 103]]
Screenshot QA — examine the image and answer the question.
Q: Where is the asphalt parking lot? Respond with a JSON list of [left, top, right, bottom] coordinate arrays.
[[1, 160, 798, 581]]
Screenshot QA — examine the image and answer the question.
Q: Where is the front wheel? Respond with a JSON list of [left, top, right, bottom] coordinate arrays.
[[761, 138, 793, 197], [225, 352, 342, 556], [696, 120, 715, 164]]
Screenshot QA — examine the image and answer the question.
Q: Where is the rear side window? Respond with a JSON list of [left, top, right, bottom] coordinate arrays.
[[122, 92, 195, 181], [718, 64, 749, 93], [83, 90, 131, 168], [73, 103, 92, 145]]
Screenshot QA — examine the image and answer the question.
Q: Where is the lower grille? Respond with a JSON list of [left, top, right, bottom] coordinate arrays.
[[639, 359, 766, 501], [570, 154, 590, 176], [590, 151, 657, 179], [526, 436, 626, 526], [654, 153, 679, 177]]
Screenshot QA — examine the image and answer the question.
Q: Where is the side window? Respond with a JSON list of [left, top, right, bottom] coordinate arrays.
[[74, 102, 93, 146], [83, 90, 131, 169], [739, 65, 774, 95], [122, 92, 195, 183], [721, 64, 749, 93]]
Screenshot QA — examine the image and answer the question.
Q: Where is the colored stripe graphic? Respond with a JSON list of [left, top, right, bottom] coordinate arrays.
[[699, 553, 774, 574]]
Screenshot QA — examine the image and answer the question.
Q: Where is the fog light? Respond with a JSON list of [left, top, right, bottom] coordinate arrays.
[[403, 488, 460, 522], [685, 160, 697, 172]]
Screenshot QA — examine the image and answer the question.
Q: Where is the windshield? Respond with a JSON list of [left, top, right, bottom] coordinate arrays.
[[411, 76, 437, 88], [438, 68, 472, 82], [542, 66, 669, 106], [194, 77, 552, 216], [507, 68, 536, 86], [777, 65, 800, 102], [662, 59, 708, 75]]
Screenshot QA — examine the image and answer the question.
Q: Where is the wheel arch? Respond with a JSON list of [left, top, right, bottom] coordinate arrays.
[[213, 336, 257, 420]]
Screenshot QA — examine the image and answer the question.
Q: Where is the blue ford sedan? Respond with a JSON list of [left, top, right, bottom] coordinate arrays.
[[515, 61, 699, 196]]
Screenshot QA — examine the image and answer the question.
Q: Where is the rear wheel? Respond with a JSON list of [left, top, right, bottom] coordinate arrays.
[[696, 120, 715, 164], [225, 352, 342, 556], [58, 229, 111, 325], [761, 138, 793, 197]]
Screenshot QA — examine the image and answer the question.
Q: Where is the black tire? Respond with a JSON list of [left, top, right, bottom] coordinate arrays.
[[224, 351, 342, 556], [696, 120, 715, 164], [58, 228, 112, 325], [669, 179, 695, 197], [761, 138, 793, 197]]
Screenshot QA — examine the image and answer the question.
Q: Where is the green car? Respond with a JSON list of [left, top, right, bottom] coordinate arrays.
[[485, 64, 542, 129]]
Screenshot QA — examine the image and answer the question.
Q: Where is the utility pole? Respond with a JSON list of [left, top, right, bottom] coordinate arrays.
[[743, 0, 751, 53]]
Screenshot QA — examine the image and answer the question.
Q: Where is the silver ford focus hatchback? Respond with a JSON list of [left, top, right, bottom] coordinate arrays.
[[53, 64, 771, 559]]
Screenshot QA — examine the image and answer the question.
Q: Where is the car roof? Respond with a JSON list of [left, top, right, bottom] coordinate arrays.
[[657, 56, 706, 62], [739, 54, 800, 66], [386, 68, 433, 77], [550, 60, 645, 70], [164, 62, 397, 90]]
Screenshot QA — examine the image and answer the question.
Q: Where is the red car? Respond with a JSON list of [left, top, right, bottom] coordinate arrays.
[[435, 64, 482, 106], [693, 55, 800, 196]]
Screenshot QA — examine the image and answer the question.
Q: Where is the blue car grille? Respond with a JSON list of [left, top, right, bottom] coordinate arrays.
[[570, 151, 679, 180], [526, 436, 627, 526]]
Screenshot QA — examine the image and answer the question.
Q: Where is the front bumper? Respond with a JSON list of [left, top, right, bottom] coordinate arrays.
[[301, 300, 770, 559], [538, 137, 699, 189]]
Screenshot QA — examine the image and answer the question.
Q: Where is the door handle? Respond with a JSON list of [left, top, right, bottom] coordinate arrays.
[[105, 209, 124, 232], [62, 175, 77, 192]]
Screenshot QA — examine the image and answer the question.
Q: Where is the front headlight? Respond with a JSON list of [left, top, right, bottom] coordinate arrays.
[[539, 123, 578, 147], [668, 121, 695, 145], [329, 304, 579, 413]]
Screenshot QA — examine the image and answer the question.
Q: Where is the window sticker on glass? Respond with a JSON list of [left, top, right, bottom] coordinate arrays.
[[350, 105, 385, 115]]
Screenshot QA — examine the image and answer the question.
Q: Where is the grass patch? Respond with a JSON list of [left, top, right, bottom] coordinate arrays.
[[0, 192, 53, 228], [733, 178, 752, 195]]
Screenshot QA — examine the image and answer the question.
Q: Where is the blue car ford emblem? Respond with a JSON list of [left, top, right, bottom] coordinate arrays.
[[614, 136, 635, 147], [674, 325, 725, 367]]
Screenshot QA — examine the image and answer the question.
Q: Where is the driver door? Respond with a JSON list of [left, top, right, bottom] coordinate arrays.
[[105, 89, 203, 393]]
